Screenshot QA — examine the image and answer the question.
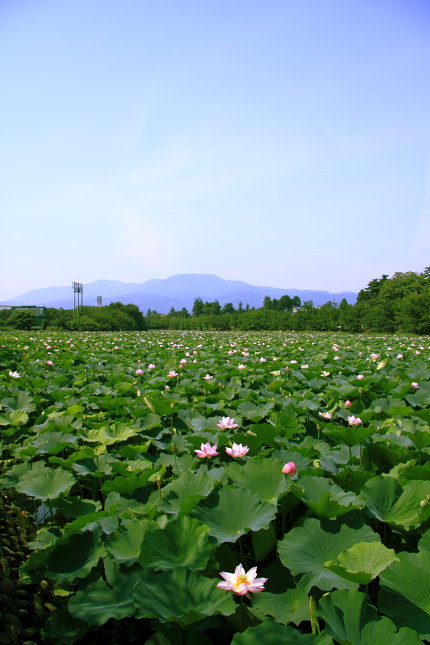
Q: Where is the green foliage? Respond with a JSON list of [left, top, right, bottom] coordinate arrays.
[[1, 328, 430, 643]]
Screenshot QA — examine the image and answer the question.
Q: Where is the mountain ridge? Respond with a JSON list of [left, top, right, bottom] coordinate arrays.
[[1, 273, 357, 312]]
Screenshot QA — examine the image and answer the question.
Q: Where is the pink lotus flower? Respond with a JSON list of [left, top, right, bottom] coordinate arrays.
[[319, 411, 332, 419], [344, 400, 352, 408], [217, 564, 267, 595], [411, 382, 420, 390], [238, 364, 246, 370], [356, 374, 364, 380], [135, 369, 143, 375], [148, 364, 156, 369], [282, 461, 296, 475], [194, 442, 219, 458], [46, 360, 53, 366], [348, 415, 362, 426], [396, 354, 403, 359], [167, 370, 178, 377], [203, 374, 213, 380], [8, 370, 20, 378], [226, 443, 249, 458], [217, 417, 238, 429], [321, 371, 330, 377]]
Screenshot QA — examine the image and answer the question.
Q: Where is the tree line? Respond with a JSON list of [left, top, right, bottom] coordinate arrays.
[[2, 268, 430, 334]]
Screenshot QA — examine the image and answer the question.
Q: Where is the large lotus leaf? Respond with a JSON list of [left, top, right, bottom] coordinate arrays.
[[1, 391, 35, 412], [14, 464, 76, 500], [158, 470, 216, 515], [318, 590, 421, 645], [1, 459, 47, 488], [0, 409, 29, 426], [102, 469, 162, 495], [133, 568, 235, 625], [140, 516, 214, 571], [252, 578, 310, 626], [45, 531, 106, 582], [278, 518, 378, 591], [269, 411, 305, 440], [325, 541, 398, 585], [31, 431, 78, 454], [72, 453, 114, 476], [68, 574, 136, 626], [380, 551, 430, 616], [378, 588, 430, 639], [231, 621, 320, 644], [192, 487, 277, 543], [360, 476, 430, 529], [62, 511, 117, 536], [226, 457, 287, 504], [106, 518, 155, 564], [237, 400, 274, 421], [292, 476, 363, 518], [405, 383, 430, 408], [57, 497, 101, 519], [83, 423, 136, 445], [42, 608, 88, 645], [322, 424, 374, 447], [402, 425, 430, 449]]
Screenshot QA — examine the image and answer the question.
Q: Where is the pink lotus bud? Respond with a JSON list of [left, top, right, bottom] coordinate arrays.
[[282, 461, 296, 476], [344, 400, 352, 408]]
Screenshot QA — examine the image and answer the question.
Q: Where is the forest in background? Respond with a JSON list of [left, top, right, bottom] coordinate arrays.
[[1, 269, 430, 334]]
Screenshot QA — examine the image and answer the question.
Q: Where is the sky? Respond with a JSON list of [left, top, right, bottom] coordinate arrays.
[[1, 0, 430, 301]]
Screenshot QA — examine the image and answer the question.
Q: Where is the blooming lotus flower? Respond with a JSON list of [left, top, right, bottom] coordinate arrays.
[[282, 461, 296, 475], [344, 400, 352, 408], [167, 370, 178, 377], [8, 370, 20, 378], [321, 371, 330, 377], [356, 374, 364, 380], [411, 382, 420, 390], [194, 442, 219, 458], [348, 415, 362, 426], [203, 374, 213, 380], [135, 369, 143, 375], [217, 417, 238, 429], [238, 364, 246, 370], [148, 364, 156, 369], [396, 354, 403, 359], [217, 564, 267, 595], [226, 443, 249, 458], [319, 411, 332, 419]]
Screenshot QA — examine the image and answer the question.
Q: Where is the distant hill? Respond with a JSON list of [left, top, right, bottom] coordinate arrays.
[[1, 274, 357, 312]]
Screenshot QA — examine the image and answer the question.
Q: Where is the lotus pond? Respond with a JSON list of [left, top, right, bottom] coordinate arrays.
[[1, 330, 430, 644]]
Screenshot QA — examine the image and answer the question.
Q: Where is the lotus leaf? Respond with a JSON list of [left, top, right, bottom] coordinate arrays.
[[133, 568, 235, 625], [140, 515, 214, 570], [278, 517, 378, 591], [324, 541, 398, 584], [319, 590, 422, 644], [193, 487, 276, 543]]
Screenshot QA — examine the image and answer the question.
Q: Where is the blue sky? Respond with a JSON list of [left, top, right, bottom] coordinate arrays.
[[1, 0, 429, 301]]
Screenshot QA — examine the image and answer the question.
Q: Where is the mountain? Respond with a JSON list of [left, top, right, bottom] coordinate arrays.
[[1, 274, 357, 312]]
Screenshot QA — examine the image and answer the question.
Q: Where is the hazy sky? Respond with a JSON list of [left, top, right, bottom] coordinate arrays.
[[1, 0, 429, 300]]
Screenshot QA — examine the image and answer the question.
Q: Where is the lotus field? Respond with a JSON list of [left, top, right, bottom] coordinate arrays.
[[2, 329, 430, 644]]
